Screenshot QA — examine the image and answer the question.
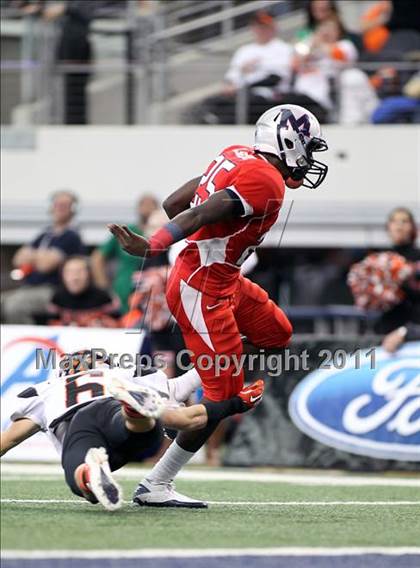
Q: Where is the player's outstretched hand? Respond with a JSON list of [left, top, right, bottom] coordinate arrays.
[[237, 379, 264, 411], [108, 224, 150, 257]]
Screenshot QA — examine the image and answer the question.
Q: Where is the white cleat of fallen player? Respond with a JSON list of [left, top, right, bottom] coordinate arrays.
[[108, 376, 165, 419], [84, 447, 123, 511], [133, 478, 208, 509]]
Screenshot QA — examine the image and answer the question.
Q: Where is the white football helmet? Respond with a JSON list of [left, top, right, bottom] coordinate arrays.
[[254, 104, 328, 189]]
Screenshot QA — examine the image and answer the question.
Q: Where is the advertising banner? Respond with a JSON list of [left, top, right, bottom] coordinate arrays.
[[224, 339, 420, 470], [289, 342, 420, 461], [1, 325, 144, 461]]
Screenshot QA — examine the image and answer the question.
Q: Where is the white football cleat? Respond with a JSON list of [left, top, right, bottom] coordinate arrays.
[[109, 377, 164, 419], [84, 447, 123, 511], [133, 478, 208, 509]]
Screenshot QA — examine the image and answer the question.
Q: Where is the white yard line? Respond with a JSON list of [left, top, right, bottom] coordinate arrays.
[[1, 498, 420, 506], [208, 501, 420, 506], [1, 464, 420, 487], [2, 548, 420, 559], [2, 499, 86, 504]]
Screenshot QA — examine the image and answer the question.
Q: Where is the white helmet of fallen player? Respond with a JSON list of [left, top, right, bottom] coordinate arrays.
[[254, 104, 328, 189]]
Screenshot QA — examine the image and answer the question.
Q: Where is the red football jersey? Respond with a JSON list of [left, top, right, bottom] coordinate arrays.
[[173, 145, 285, 297]]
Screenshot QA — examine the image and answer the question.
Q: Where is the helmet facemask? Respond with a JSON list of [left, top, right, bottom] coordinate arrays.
[[297, 137, 328, 189], [277, 121, 328, 190]]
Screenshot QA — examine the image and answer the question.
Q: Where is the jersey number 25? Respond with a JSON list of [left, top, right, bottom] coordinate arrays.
[[191, 156, 236, 208]]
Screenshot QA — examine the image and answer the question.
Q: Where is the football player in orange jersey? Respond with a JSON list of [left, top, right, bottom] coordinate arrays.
[[109, 104, 328, 507]]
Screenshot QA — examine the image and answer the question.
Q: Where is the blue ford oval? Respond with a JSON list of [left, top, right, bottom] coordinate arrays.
[[288, 342, 420, 461]]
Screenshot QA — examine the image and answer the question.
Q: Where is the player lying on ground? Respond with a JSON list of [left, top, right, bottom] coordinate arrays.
[[0, 350, 263, 510], [108, 104, 329, 507]]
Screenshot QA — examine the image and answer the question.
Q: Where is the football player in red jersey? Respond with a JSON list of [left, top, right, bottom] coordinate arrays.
[[109, 104, 328, 507]]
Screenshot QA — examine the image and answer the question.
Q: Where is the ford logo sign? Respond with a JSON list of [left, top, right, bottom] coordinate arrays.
[[289, 342, 420, 461]]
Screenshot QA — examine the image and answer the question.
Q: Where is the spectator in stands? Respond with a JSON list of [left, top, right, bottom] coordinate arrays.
[[297, 0, 362, 49], [361, 0, 420, 59], [296, 0, 339, 42], [385, 207, 419, 262], [192, 11, 293, 125], [371, 72, 420, 124], [91, 194, 158, 314], [1, 190, 84, 325], [44, 1, 95, 125], [376, 207, 420, 348], [360, 1, 392, 54], [16, 1, 97, 124], [360, 1, 420, 125], [287, 16, 359, 122], [48, 256, 120, 327]]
